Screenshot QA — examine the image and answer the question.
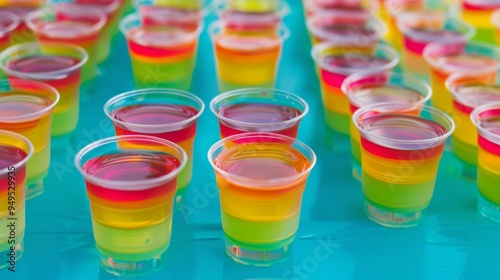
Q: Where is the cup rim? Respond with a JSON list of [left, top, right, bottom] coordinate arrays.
[[341, 72, 432, 108], [423, 39, 500, 74], [384, 0, 425, 16], [464, 0, 500, 9], [103, 88, 205, 132], [0, 129, 34, 174], [0, 10, 21, 35], [25, 4, 107, 36], [352, 102, 455, 147], [134, 0, 214, 17], [207, 19, 291, 42], [0, 42, 89, 80], [306, 13, 387, 44], [445, 72, 500, 108], [209, 88, 309, 131], [74, 135, 188, 191], [311, 42, 400, 75], [0, 79, 60, 122], [74, 0, 122, 15], [306, 0, 379, 15], [119, 12, 204, 43], [211, 0, 290, 18], [207, 132, 317, 189], [470, 102, 500, 145], [396, 12, 475, 43]]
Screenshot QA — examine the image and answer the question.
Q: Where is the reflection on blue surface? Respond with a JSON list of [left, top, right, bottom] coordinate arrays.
[[2, 0, 500, 279]]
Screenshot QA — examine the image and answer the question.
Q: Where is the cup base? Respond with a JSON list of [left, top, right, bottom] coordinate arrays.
[[224, 238, 291, 267], [0, 240, 24, 270], [365, 201, 422, 228], [99, 250, 167, 277], [26, 181, 44, 200], [478, 194, 500, 223]]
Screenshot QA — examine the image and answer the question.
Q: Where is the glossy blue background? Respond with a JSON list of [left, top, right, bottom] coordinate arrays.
[[2, 0, 500, 279]]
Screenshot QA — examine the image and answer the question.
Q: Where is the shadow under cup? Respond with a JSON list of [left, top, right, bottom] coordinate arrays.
[[0, 79, 59, 200], [0, 42, 88, 146], [353, 103, 454, 228], [0, 130, 33, 270], [74, 135, 187, 277], [208, 133, 316, 266], [104, 88, 204, 203]]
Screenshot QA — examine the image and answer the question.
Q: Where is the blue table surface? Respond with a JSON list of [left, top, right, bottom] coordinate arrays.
[[3, 1, 500, 279]]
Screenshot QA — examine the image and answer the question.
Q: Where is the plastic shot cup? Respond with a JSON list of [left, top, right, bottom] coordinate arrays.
[[0, 1, 42, 45], [342, 72, 431, 182], [383, 0, 424, 51], [446, 73, 500, 180], [462, 0, 500, 44], [423, 40, 500, 115], [103, 88, 204, 203], [0, 79, 59, 200], [209, 20, 290, 92], [74, 135, 187, 277], [0, 42, 88, 141], [210, 88, 309, 139], [471, 102, 500, 222], [0, 130, 32, 270], [72, 0, 123, 64], [0, 11, 19, 79], [208, 132, 316, 266], [396, 11, 475, 81], [120, 12, 202, 90], [353, 102, 454, 227], [26, 3, 106, 84], [311, 41, 399, 137], [306, 12, 387, 46]]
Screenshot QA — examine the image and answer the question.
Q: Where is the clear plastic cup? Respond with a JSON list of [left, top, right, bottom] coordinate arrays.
[[74, 135, 187, 277], [353, 102, 454, 227], [342, 72, 431, 182], [0, 79, 59, 199], [0, 2, 41, 45], [0, 42, 88, 141], [383, 0, 425, 51], [423, 39, 500, 114], [208, 132, 316, 266], [26, 3, 106, 83], [471, 102, 500, 223], [72, 0, 123, 64], [0, 129, 33, 270], [397, 11, 474, 80], [210, 88, 309, 139], [462, 0, 500, 44], [209, 20, 290, 92], [306, 12, 387, 46], [446, 73, 500, 180], [120, 12, 203, 90], [103, 88, 204, 203], [311, 41, 399, 136]]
